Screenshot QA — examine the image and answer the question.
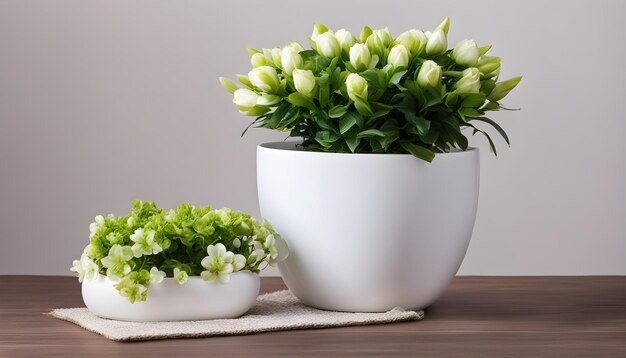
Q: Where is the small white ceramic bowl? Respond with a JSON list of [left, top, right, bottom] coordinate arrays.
[[82, 272, 260, 322]]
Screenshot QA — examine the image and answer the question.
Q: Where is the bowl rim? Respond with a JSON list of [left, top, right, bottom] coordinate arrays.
[[88, 270, 259, 283], [258, 141, 478, 157]]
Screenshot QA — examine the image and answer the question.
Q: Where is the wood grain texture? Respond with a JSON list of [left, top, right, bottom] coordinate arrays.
[[1, 276, 625, 357]]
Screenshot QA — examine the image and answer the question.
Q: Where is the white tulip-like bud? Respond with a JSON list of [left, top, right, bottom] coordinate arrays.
[[334, 29, 357, 54], [232, 88, 259, 109], [250, 53, 266, 68], [349, 43, 377, 71], [315, 32, 342, 58], [454, 67, 481, 94], [477, 56, 501, 78], [262, 47, 283, 69], [233, 89, 269, 116], [436, 17, 450, 35], [248, 66, 281, 93], [280, 46, 303, 75], [366, 28, 393, 56], [388, 44, 410, 68], [310, 23, 329, 41], [452, 39, 479, 67], [288, 42, 304, 52], [346, 73, 368, 101], [293, 69, 317, 97], [394, 29, 427, 55], [425, 28, 447, 55], [416, 60, 442, 88]]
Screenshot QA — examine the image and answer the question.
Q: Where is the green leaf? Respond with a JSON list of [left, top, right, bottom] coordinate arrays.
[[345, 132, 361, 152], [458, 107, 482, 120], [330, 67, 342, 90], [361, 69, 387, 91], [317, 74, 330, 108], [329, 104, 349, 118], [357, 129, 385, 138], [315, 131, 341, 148], [481, 101, 500, 111], [420, 126, 439, 145], [400, 141, 435, 162], [287, 92, 315, 110], [461, 93, 487, 108], [480, 79, 496, 97], [339, 113, 357, 134], [388, 70, 407, 85], [471, 117, 510, 145], [315, 111, 338, 133], [444, 92, 459, 107], [469, 124, 498, 156], [353, 96, 374, 116], [403, 111, 430, 136], [299, 50, 317, 60], [379, 118, 400, 150]]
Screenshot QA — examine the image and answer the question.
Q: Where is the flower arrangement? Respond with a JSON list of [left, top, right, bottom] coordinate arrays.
[[219, 18, 521, 162], [71, 200, 285, 303]]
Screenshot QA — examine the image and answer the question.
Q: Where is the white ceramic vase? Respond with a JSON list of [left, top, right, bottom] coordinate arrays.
[[82, 272, 260, 321], [257, 142, 479, 312]]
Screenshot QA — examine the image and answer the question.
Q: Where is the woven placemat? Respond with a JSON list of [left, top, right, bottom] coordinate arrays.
[[48, 290, 423, 342]]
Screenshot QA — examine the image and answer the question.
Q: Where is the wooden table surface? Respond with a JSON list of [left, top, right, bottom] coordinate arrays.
[[1, 276, 625, 357]]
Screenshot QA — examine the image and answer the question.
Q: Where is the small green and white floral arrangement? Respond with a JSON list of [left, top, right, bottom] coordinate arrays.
[[71, 200, 286, 303], [220, 18, 521, 162]]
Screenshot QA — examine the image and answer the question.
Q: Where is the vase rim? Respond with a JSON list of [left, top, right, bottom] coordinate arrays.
[[258, 141, 478, 156]]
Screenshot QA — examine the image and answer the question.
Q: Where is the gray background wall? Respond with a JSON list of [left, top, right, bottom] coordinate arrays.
[[1, 0, 624, 276]]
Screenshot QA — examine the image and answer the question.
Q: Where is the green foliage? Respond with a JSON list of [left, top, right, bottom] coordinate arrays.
[[221, 18, 522, 162], [71, 200, 284, 303]]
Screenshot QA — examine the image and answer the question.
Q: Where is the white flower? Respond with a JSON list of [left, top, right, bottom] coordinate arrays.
[[346, 73, 368, 102], [248, 240, 265, 264], [425, 28, 447, 55], [200, 243, 235, 283], [366, 28, 392, 55], [233, 238, 241, 248], [262, 47, 283, 69], [248, 66, 281, 93], [232, 254, 246, 271], [173, 267, 188, 285], [315, 32, 341, 58], [477, 56, 501, 78], [454, 67, 481, 94], [264, 234, 278, 260], [452, 39, 479, 67], [130, 228, 162, 258], [310, 22, 329, 41], [89, 215, 104, 238], [71, 253, 99, 282], [388, 44, 410, 68], [100, 244, 134, 280], [250, 52, 266, 68], [149, 267, 166, 284], [416, 60, 442, 88], [394, 29, 427, 55], [280, 45, 304, 75], [293, 69, 317, 97], [233, 88, 259, 109], [425, 17, 449, 55], [349, 43, 378, 71], [334, 29, 356, 53]]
